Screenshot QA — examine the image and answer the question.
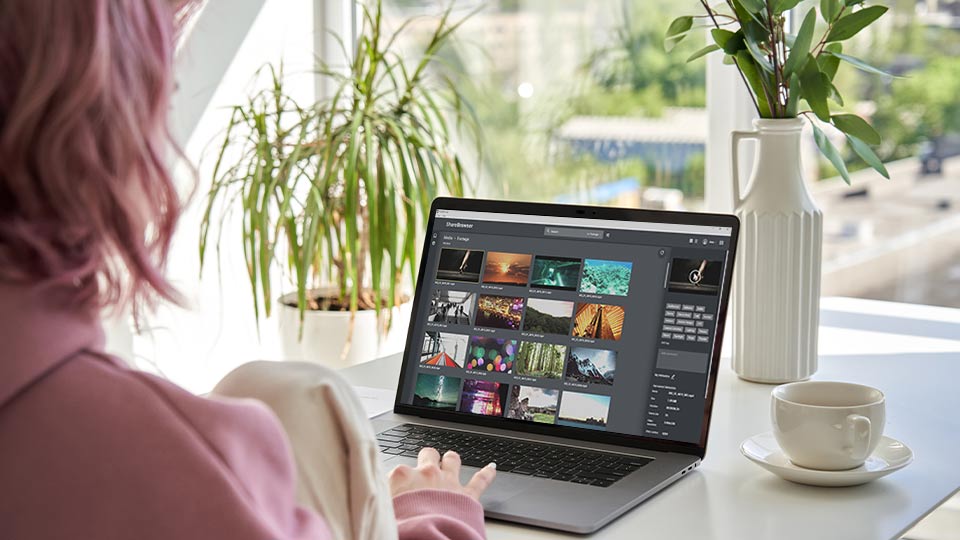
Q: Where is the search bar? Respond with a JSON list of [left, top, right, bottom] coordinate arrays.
[[544, 226, 604, 239]]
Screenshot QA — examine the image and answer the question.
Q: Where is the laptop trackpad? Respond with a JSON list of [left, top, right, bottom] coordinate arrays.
[[381, 456, 528, 509], [467, 468, 528, 510]]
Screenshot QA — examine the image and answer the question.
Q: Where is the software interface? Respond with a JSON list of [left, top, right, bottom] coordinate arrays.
[[399, 209, 733, 444]]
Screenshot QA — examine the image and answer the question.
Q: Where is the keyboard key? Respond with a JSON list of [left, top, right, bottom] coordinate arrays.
[[374, 425, 653, 488]]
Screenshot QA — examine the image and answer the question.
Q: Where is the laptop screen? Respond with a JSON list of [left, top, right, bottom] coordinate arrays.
[[397, 206, 734, 445]]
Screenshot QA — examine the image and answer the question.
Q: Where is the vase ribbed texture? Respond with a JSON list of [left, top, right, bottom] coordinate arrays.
[[731, 119, 822, 383]]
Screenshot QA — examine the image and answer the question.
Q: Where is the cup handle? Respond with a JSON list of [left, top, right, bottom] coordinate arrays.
[[844, 414, 872, 462]]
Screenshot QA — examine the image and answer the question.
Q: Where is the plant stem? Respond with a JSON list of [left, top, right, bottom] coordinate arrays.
[[766, 3, 783, 116], [812, 5, 847, 57], [699, 0, 762, 117]]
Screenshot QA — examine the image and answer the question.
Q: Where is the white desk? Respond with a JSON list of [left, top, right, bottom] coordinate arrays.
[[340, 298, 960, 539]]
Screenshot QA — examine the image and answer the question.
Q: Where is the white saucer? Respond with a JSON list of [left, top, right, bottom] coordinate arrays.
[[740, 432, 913, 487]]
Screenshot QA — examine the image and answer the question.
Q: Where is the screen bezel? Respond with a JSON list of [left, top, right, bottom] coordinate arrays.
[[393, 197, 740, 459]]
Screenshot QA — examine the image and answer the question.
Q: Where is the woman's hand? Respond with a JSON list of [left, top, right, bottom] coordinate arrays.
[[388, 447, 496, 501]]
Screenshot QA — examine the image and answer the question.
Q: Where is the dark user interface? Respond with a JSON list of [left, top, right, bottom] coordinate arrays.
[[399, 210, 732, 444]]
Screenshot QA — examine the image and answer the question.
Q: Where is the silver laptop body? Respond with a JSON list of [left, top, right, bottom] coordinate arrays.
[[375, 198, 739, 534]]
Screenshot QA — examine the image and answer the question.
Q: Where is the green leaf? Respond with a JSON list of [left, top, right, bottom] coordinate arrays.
[[829, 82, 844, 106], [784, 9, 816, 78], [664, 16, 693, 51], [745, 35, 774, 73], [820, 0, 840, 22], [799, 55, 831, 121], [831, 114, 880, 145], [713, 29, 745, 54], [687, 43, 721, 62], [811, 122, 851, 184], [775, 0, 804, 13], [818, 43, 842, 80], [847, 135, 890, 179], [786, 74, 801, 117], [826, 50, 897, 78], [738, 0, 766, 13], [723, 54, 737, 65], [735, 50, 773, 117], [741, 18, 769, 44], [845, 0, 865, 6], [732, 0, 771, 33], [826, 5, 887, 42]]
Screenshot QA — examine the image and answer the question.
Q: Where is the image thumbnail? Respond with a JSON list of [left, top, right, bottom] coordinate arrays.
[[565, 347, 616, 385], [420, 331, 469, 368], [521, 298, 574, 335], [515, 341, 567, 379], [436, 248, 484, 283], [475, 294, 525, 330], [459, 379, 509, 416], [579, 259, 633, 296], [557, 391, 612, 430], [505, 385, 559, 424], [467, 336, 518, 373], [412, 373, 461, 411], [668, 258, 723, 296], [529, 255, 582, 291], [428, 290, 475, 325], [572, 303, 625, 341], [482, 252, 532, 286]]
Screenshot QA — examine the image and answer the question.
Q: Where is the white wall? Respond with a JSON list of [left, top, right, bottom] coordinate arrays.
[[133, 0, 320, 394]]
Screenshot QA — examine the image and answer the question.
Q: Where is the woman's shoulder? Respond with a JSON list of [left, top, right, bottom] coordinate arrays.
[[0, 353, 331, 540]]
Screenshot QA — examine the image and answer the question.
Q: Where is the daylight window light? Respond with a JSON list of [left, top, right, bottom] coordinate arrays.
[[517, 82, 534, 99]]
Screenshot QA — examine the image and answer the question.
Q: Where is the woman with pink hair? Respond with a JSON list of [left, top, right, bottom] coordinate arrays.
[[0, 1, 494, 539]]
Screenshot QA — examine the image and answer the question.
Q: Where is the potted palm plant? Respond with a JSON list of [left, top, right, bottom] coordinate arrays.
[[200, 1, 479, 366], [666, 0, 892, 382]]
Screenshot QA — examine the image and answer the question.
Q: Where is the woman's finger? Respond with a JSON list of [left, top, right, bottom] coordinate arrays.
[[441, 450, 462, 477], [417, 447, 441, 468], [465, 463, 497, 499]]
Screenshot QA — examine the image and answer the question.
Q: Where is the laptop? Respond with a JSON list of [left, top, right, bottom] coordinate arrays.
[[373, 197, 739, 533]]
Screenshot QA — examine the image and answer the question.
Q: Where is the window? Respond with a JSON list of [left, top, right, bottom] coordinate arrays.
[[383, 0, 709, 210], [382, 0, 960, 309], [810, 0, 960, 308]]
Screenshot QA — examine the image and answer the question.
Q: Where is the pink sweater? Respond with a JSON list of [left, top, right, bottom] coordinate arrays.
[[0, 284, 485, 539]]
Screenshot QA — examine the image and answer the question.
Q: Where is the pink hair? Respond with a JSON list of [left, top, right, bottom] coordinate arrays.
[[0, 0, 190, 312]]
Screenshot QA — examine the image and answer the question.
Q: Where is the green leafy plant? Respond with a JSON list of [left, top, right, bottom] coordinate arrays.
[[199, 0, 479, 337], [665, 0, 895, 183]]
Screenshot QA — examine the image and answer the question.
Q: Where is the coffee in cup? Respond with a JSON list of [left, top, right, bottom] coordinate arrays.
[[771, 381, 885, 470]]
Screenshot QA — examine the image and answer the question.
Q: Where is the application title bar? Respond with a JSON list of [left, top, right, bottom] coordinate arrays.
[[435, 210, 732, 236]]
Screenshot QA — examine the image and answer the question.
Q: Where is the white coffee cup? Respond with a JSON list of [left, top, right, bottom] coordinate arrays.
[[771, 381, 885, 470]]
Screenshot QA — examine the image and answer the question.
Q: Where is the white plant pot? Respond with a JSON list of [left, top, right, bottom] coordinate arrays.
[[731, 118, 823, 383], [278, 292, 411, 369]]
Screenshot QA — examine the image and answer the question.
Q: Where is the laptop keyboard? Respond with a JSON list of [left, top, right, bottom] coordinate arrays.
[[376, 424, 653, 488]]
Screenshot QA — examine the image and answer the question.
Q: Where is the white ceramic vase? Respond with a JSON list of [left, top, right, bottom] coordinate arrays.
[[731, 118, 822, 383], [278, 291, 411, 368]]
